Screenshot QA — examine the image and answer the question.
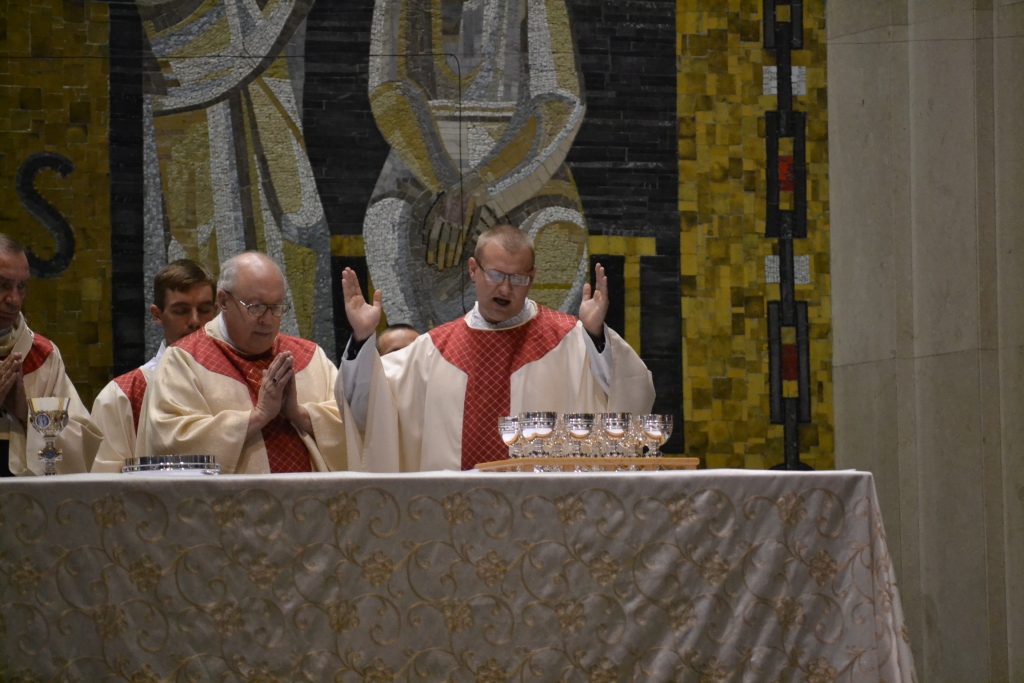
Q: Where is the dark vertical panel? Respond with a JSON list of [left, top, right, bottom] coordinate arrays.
[[641, 255, 682, 453], [108, 2, 146, 376], [768, 301, 782, 422], [570, 0, 682, 447], [764, 0, 811, 469], [304, 0, 389, 238]]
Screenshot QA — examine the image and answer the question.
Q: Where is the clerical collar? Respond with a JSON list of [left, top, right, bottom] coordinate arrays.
[[141, 342, 167, 373], [216, 315, 234, 347], [466, 299, 537, 331], [215, 315, 275, 359]]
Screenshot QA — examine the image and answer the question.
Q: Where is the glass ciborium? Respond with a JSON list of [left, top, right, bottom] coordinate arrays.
[[638, 414, 673, 457], [28, 397, 71, 476]]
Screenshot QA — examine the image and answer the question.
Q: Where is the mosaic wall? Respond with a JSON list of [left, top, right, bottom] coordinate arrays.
[[0, 0, 113, 396], [361, 0, 589, 330], [0, 0, 832, 468], [306, 0, 685, 452], [137, 0, 335, 357], [678, 0, 832, 468]]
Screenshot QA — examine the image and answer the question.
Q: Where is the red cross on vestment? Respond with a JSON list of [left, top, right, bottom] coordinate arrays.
[[429, 306, 577, 470], [113, 368, 148, 432], [179, 329, 316, 473]]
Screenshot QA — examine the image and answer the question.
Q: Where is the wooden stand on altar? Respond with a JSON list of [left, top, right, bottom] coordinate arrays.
[[474, 456, 700, 472]]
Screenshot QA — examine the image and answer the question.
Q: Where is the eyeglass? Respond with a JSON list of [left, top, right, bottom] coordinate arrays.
[[225, 291, 290, 318], [479, 266, 532, 288]]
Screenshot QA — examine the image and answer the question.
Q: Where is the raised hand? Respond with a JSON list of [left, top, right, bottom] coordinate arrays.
[[578, 262, 609, 337], [341, 267, 382, 342]]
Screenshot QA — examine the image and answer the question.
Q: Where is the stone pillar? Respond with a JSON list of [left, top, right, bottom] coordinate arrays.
[[828, 1, 1024, 680]]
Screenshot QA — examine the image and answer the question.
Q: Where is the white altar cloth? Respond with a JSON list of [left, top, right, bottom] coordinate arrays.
[[0, 469, 916, 681]]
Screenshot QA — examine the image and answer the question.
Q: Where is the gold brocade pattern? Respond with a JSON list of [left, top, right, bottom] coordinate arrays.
[[0, 471, 916, 681]]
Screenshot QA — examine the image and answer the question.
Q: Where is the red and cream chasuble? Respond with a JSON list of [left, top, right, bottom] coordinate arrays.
[[429, 307, 577, 470], [177, 329, 316, 472], [113, 368, 148, 432], [22, 334, 53, 375]]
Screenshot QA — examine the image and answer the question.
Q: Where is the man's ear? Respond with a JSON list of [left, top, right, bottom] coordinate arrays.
[[149, 304, 163, 325], [467, 257, 478, 278]]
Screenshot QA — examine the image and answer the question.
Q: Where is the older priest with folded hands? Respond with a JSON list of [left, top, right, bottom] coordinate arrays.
[[336, 224, 655, 472], [0, 234, 99, 475], [137, 252, 346, 473]]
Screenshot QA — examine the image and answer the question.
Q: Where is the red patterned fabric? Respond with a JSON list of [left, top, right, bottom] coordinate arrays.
[[429, 306, 576, 470], [176, 329, 316, 473], [113, 368, 148, 432], [22, 334, 53, 375]]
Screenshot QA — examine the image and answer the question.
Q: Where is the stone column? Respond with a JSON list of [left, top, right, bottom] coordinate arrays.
[[828, 1, 1024, 680]]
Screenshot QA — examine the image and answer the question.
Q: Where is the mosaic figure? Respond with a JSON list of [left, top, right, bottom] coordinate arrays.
[[138, 0, 334, 356], [366, 0, 589, 330]]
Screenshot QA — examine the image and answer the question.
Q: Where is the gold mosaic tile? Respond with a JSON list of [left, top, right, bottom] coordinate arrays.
[[0, 0, 111, 402], [678, 0, 832, 469]]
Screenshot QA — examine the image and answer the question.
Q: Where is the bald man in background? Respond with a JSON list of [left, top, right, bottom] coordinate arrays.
[[377, 324, 419, 356]]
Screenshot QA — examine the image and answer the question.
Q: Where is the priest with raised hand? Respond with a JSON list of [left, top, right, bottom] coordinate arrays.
[[137, 251, 346, 473], [336, 224, 655, 472]]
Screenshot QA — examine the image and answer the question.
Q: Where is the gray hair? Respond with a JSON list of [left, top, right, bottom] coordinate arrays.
[[0, 233, 26, 257], [217, 251, 283, 292]]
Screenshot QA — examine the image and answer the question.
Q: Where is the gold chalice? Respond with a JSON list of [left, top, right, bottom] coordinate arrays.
[[28, 397, 70, 476]]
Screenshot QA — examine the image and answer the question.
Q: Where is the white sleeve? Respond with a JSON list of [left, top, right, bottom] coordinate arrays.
[[337, 334, 377, 432], [582, 325, 613, 395]]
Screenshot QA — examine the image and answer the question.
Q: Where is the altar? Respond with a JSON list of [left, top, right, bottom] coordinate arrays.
[[0, 469, 916, 681]]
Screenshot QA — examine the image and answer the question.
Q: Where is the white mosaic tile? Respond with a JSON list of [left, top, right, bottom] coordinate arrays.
[[762, 66, 807, 96], [765, 254, 811, 284]]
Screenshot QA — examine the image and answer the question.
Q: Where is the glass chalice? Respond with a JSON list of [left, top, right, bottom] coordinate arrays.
[[563, 413, 595, 457], [598, 412, 633, 457], [497, 416, 522, 458], [639, 414, 673, 457], [519, 412, 557, 458]]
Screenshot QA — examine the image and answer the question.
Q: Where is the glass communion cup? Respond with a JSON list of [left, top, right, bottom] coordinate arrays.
[[638, 414, 673, 457], [598, 412, 633, 457], [519, 412, 558, 457], [563, 413, 595, 457], [498, 415, 522, 458]]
